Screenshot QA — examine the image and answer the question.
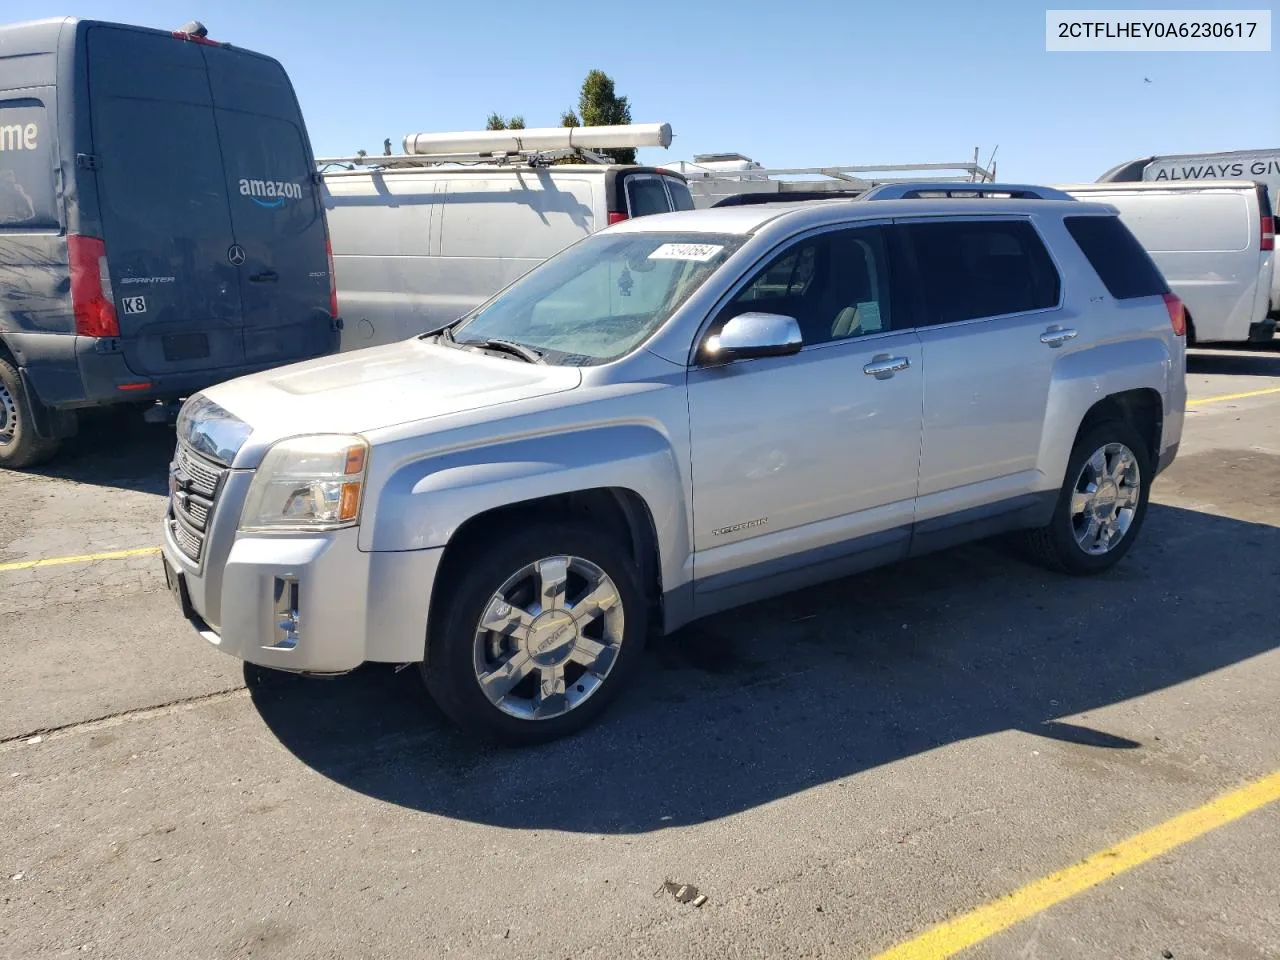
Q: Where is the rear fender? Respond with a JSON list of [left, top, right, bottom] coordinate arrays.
[[1038, 336, 1179, 491]]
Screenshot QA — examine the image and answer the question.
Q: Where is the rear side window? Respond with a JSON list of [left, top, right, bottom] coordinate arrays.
[[218, 111, 321, 238], [666, 178, 695, 211], [904, 220, 1061, 325], [0, 99, 57, 228], [625, 176, 672, 217], [1064, 215, 1169, 299]]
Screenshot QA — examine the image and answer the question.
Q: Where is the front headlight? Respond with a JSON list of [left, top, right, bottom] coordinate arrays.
[[239, 435, 369, 532]]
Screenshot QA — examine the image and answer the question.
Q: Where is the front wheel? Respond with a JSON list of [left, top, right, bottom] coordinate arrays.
[[1022, 420, 1152, 575], [422, 522, 648, 744]]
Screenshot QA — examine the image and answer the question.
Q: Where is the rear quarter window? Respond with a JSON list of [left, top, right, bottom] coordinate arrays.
[[1064, 215, 1169, 300], [0, 99, 57, 228]]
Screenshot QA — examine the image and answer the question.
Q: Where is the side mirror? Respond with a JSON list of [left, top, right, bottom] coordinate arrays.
[[701, 312, 802, 365]]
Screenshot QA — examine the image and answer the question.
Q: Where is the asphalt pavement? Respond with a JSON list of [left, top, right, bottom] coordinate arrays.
[[2, 348, 1277, 960]]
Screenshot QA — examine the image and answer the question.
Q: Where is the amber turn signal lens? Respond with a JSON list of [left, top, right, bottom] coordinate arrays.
[[344, 445, 367, 476], [338, 482, 362, 522]]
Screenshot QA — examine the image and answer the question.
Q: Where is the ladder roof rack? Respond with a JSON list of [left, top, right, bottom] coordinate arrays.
[[316, 146, 616, 173], [318, 122, 675, 174], [665, 151, 998, 207], [860, 182, 1075, 201]]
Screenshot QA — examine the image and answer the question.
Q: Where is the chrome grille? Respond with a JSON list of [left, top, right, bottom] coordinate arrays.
[[168, 441, 228, 565]]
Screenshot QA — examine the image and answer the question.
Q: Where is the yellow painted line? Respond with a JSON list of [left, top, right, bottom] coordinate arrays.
[[871, 769, 1280, 960], [1187, 386, 1280, 407], [0, 545, 160, 573]]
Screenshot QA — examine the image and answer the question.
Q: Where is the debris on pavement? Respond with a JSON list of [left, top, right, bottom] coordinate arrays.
[[658, 880, 702, 904]]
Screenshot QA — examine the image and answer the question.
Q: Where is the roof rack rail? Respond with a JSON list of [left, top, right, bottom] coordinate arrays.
[[318, 122, 674, 174], [860, 182, 1076, 201], [316, 146, 614, 173]]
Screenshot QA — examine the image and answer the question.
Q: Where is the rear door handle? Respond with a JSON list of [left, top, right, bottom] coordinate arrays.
[[1040, 327, 1078, 347], [249, 270, 279, 283], [863, 355, 911, 378]]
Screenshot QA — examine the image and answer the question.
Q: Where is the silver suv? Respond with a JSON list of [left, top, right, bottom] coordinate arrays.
[[161, 185, 1187, 744]]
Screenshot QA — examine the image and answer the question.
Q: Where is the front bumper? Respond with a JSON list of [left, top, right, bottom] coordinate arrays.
[[161, 512, 442, 674]]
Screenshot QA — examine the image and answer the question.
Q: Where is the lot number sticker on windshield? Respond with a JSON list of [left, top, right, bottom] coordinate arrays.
[[648, 243, 724, 262]]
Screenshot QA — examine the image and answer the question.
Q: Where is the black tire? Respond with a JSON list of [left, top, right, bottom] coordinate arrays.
[[1022, 419, 1152, 575], [422, 522, 649, 745], [0, 356, 59, 470]]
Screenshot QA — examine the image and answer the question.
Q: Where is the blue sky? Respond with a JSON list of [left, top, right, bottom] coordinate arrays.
[[8, 0, 1277, 182]]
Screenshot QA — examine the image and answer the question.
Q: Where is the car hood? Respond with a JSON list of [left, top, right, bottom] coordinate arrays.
[[195, 339, 583, 467]]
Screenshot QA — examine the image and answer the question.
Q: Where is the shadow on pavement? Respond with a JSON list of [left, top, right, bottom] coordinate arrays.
[[249, 503, 1278, 833], [24, 409, 173, 496], [1187, 349, 1280, 378]]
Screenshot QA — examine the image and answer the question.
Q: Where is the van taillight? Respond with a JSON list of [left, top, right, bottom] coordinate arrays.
[[1261, 215, 1275, 252], [325, 238, 339, 318], [68, 235, 119, 338], [608, 211, 628, 225], [1163, 292, 1186, 337]]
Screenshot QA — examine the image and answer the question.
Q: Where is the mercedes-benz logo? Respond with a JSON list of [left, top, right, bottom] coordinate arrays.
[[227, 244, 247, 266]]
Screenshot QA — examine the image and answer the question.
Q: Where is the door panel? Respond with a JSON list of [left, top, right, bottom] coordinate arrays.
[[86, 27, 244, 376], [688, 223, 923, 604], [689, 332, 923, 583], [213, 109, 332, 365], [900, 218, 1071, 516]]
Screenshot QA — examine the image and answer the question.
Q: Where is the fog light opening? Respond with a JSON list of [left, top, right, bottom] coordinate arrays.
[[269, 577, 301, 650]]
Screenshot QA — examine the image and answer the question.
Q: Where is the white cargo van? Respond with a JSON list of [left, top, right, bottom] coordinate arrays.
[[321, 125, 693, 349], [1061, 180, 1275, 344], [1099, 149, 1280, 318]]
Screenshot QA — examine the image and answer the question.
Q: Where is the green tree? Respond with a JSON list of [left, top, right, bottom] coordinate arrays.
[[485, 112, 525, 131], [568, 70, 634, 163]]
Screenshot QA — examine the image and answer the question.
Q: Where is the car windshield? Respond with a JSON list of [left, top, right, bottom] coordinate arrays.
[[449, 231, 746, 365]]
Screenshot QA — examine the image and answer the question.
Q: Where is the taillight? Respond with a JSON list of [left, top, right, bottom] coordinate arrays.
[[607, 211, 628, 225], [325, 238, 339, 318], [1261, 215, 1275, 252], [67, 235, 119, 338], [1163, 292, 1186, 337]]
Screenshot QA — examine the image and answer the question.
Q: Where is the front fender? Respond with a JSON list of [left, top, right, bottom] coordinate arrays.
[[1037, 334, 1180, 491], [359, 423, 692, 596]]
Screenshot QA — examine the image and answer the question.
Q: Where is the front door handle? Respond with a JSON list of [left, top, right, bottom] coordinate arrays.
[[249, 270, 279, 283], [863, 355, 910, 378], [1040, 327, 1078, 347]]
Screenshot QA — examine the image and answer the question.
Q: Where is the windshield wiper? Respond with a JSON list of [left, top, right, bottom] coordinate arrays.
[[460, 337, 545, 364]]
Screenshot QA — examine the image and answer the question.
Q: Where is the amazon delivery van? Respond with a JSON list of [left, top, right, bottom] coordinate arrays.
[[0, 18, 339, 467]]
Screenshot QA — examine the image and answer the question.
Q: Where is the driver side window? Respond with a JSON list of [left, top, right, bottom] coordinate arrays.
[[717, 226, 892, 347]]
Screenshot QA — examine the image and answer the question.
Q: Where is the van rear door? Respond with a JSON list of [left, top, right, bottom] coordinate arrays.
[[205, 49, 334, 366], [86, 25, 246, 376]]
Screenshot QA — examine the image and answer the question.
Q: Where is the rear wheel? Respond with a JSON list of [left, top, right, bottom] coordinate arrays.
[[0, 356, 59, 469], [1023, 420, 1151, 575], [422, 522, 648, 744]]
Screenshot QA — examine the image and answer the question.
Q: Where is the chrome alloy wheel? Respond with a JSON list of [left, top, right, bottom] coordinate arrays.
[[472, 555, 625, 721], [0, 379, 17, 446], [1070, 442, 1141, 556]]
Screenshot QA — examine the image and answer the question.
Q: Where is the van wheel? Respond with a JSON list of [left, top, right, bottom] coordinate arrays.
[[1022, 420, 1152, 575], [422, 522, 647, 745], [0, 357, 59, 469]]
